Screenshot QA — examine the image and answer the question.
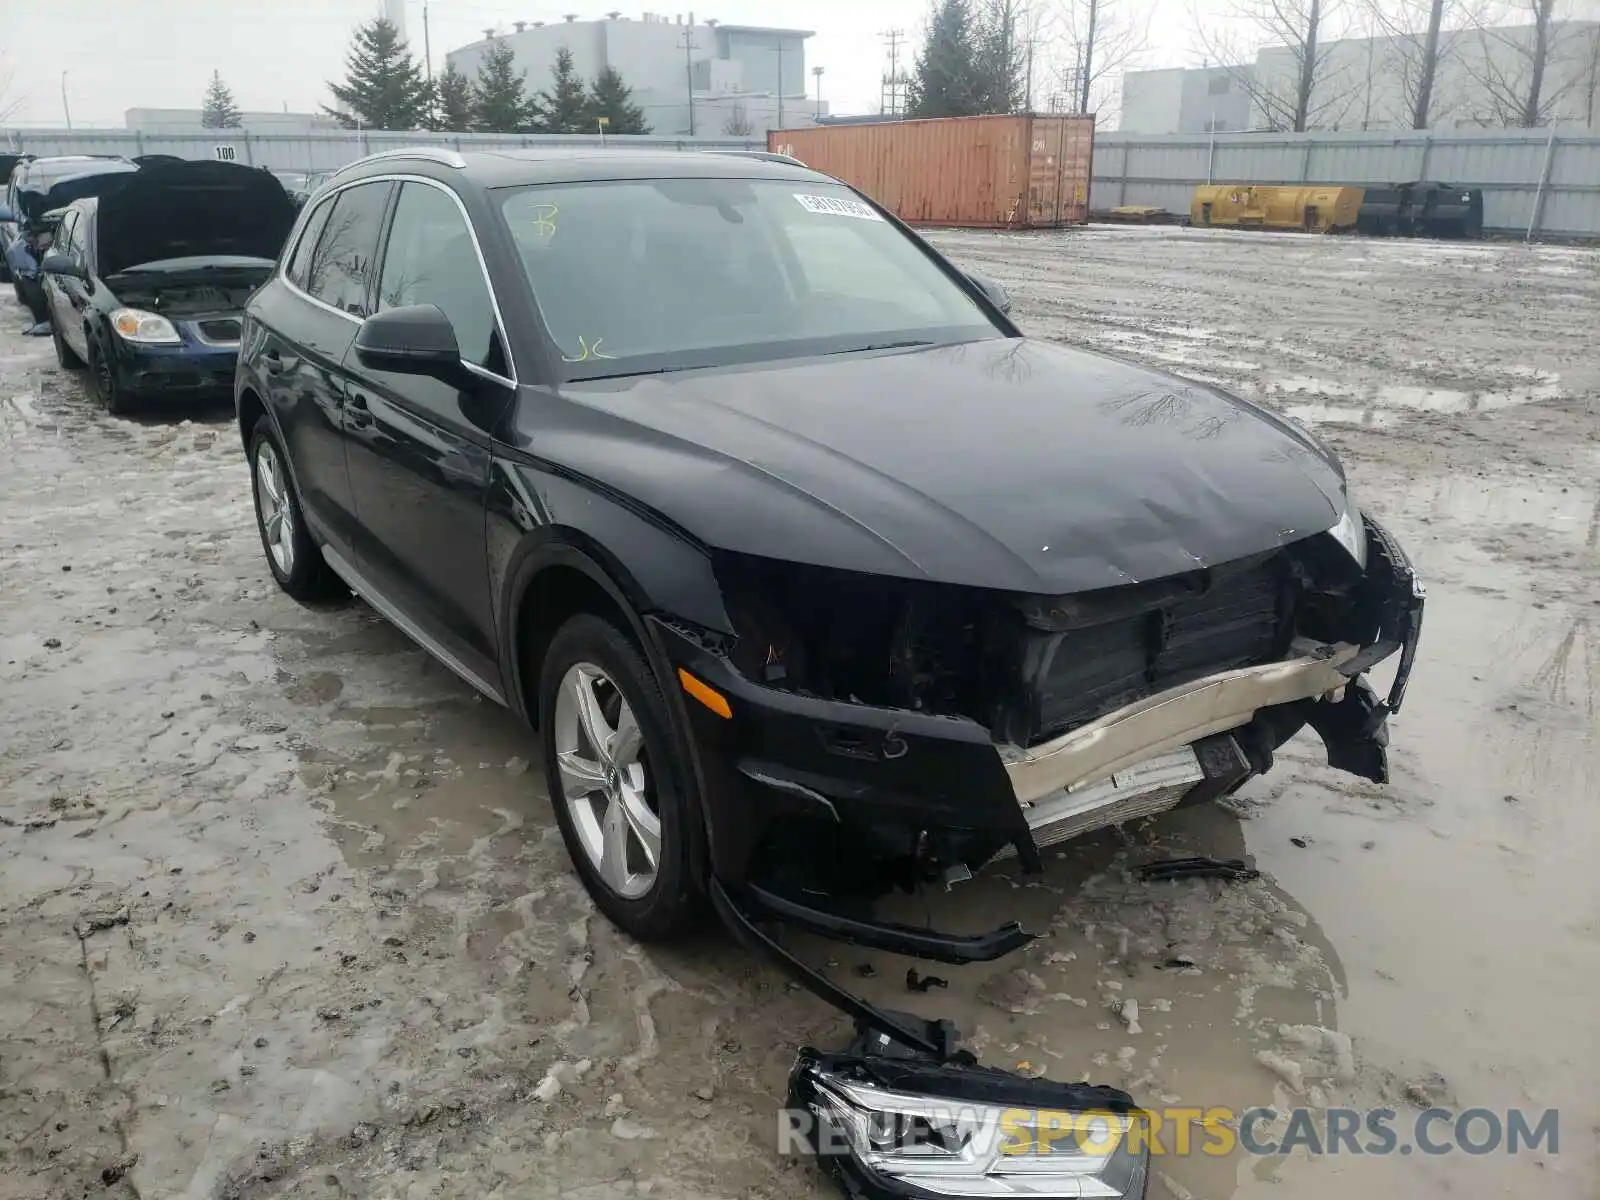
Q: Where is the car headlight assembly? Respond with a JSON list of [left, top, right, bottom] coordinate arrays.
[[110, 308, 181, 346], [1326, 486, 1367, 569], [791, 1049, 1150, 1199]]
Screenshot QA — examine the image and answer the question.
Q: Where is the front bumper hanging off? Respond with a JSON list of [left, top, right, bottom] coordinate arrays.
[[683, 517, 1422, 1199]]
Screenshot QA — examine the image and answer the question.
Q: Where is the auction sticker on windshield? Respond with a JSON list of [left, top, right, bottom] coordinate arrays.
[[794, 193, 883, 220]]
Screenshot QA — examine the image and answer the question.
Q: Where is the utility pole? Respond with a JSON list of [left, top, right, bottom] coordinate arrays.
[[880, 28, 906, 116], [813, 65, 824, 119], [61, 71, 73, 130], [423, 1, 433, 84], [775, 41, 785, 130], [1078, 0, 1098, 115], [680, 23, 699, 136]]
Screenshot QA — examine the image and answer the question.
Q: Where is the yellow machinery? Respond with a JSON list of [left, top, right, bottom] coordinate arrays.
[[1191, 184, 1366, 233]]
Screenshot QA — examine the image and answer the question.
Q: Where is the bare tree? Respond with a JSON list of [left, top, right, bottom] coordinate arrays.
[[1047, 0, 1153, 114], [722, 102, 755, 136], [1189, 0, 1355, 129], [1460, 0, 1590, 124], [1360, 0, 1470, 126], [1, 54, 23, 125]]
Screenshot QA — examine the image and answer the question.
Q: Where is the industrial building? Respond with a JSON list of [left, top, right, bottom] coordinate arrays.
[[444, 12, 825, 137], [1120, 19, 1600, 133]]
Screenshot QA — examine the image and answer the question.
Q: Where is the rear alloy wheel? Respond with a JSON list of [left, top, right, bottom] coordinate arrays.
[[248, 418, 341, 601], [52, 320, 83, 369], [539, 614, 704, 938], [86, 341, 130, 415]]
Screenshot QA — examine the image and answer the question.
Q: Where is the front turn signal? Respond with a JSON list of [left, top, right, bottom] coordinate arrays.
[[678, 668, 732, 719]]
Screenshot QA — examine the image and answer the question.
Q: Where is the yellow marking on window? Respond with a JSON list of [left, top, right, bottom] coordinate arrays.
[[560, 335, 617, 363]]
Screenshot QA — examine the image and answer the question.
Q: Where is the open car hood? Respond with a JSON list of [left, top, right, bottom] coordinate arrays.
[[94, 161, 295, 278], [17, 163, 140, 224]]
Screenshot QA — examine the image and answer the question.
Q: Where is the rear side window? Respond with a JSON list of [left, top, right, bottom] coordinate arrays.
[[377, 182, 501, 372], [305, 181, 392, 316], [286, 198, 333, 290]]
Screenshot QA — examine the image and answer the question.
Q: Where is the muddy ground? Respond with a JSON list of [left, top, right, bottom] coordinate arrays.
[[2, 227, 1596, 1200]]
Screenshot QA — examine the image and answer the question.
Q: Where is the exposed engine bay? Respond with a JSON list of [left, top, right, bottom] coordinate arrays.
[[710, 515, 1420, 898]]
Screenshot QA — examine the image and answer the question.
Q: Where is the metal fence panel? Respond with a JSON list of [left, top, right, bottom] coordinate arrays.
[[1093, 128, 1600, 237], [2, 127, 767, 174]]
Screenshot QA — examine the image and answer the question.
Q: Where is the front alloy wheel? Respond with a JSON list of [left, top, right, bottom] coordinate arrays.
[[554, 662, 662, 900], [538, 613, 704, 938]]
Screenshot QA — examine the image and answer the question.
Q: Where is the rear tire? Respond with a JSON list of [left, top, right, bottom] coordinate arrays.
[[248, 417, 342, 602], [539, 613, 705, 940]]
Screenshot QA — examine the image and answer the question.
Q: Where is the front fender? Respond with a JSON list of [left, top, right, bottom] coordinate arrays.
[[488, 454, 727, 886]]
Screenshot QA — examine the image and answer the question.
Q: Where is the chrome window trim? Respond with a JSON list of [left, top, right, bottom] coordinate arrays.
[[276, 172, 518, 384]]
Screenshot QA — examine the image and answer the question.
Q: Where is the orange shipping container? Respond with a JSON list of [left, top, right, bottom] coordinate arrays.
[[768, 113, 1095, 230]]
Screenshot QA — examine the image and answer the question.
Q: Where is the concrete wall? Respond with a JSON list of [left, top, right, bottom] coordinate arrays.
[[1089, 127, 1600, 237]]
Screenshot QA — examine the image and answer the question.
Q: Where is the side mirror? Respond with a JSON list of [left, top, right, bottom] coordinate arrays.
[[41, 251, 86, 279], [965, 270, 1012, 315], [0, 204, 15, 223], [353, 304, 469, 386]]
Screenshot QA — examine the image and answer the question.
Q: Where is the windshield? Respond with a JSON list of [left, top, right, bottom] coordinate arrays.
[[497, 177, 1000, 379]]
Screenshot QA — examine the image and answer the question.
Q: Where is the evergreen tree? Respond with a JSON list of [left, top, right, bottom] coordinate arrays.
[[538, 48, 591, 134], [586, 66, 651, 134], [433, 63, 475, 132], [907, 0, 984, 119], [324, 17, 433, 131], [471, 37, 534, 132], [200, 71, 243, 129], [972, 0, 1027, 114]]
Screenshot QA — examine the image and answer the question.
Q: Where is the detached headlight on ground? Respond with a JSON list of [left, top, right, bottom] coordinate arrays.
[[1326, 486, 1367, 568], [789, 1043, 1149, 1199], [110, 308, 181, 345]]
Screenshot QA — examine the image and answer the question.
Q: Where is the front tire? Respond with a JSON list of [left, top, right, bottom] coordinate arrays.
[[86, 339, 131, 415], [248, 418, 340, 601], [53, 319, 83, 369], [539, 614, 705, 939]]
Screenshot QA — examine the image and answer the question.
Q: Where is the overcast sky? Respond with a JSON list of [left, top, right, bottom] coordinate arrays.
[[1, 0, 1207, 128]]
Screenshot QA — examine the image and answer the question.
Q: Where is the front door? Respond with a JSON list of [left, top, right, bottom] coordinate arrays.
[[257, 180, 394, 560], [341, 179, 515, 697], [44, 210, 90, 360]]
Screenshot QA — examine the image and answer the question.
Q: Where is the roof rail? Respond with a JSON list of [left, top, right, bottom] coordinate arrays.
[[332, 146, 467, 177], [710, 150, 805, 165]]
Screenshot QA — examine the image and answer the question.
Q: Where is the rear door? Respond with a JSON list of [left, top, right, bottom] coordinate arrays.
[[255, 180, 394, 561], [341, 179, 516, 697]]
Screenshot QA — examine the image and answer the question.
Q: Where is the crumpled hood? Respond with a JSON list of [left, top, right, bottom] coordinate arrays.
[[536, 338, 1349, 595], [95, 161, 295, 277]]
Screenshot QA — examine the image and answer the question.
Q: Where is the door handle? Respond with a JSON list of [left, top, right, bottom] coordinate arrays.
[[347, 393, 369, 411]]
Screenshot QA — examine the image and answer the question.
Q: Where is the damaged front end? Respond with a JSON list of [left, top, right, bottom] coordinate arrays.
[[657, 511, 1421, 1197]]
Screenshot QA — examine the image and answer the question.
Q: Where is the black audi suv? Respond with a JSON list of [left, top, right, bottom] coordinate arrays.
[[234, 147, 1422, 1097]]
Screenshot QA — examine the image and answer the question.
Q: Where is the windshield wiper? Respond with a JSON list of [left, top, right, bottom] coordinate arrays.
[[825, 339, 936, 356]]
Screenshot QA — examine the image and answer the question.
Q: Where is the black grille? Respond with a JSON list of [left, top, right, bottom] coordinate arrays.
[[1003, 558, 1289, 745], [198, 318, 241, 343]]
